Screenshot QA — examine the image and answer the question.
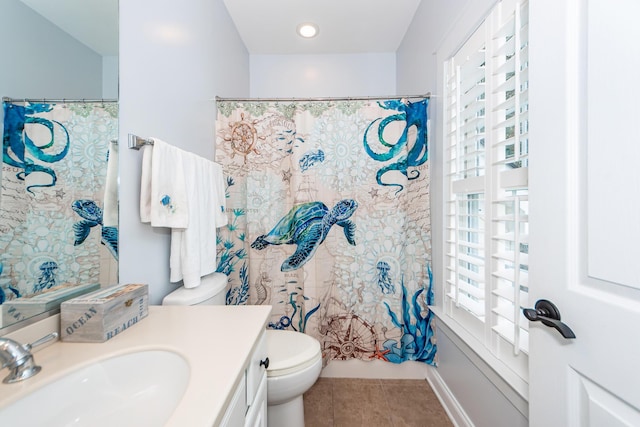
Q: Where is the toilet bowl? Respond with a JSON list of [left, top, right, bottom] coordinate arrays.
[[265, 329, 322, 427], [161, 273, 322, 427]]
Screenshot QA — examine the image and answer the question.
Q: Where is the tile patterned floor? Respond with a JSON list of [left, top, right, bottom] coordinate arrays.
[[303, 378, 454, 427]]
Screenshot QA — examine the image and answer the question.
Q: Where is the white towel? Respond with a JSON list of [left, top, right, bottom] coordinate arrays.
[[139, 144, 153, 223], [214, 163, 227, 227], [169, 154, 228, 288], [149, 138, 189, 228], [103, 140, 119, 227]]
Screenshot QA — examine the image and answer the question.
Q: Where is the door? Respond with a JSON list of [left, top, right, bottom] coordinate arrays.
[[528, 0, 640, 426]]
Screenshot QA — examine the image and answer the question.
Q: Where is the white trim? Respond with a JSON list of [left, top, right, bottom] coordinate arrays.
[[452, 176, 485, 194], [500, 167, 529, 189], [431, 306, 529, 413], [425, 366, 474, 427], [435, 0, 500, 63]]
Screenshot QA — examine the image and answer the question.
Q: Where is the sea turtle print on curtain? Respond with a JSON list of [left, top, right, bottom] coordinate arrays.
[[251, 198, 358, 271], [215, 98, 436, 366]]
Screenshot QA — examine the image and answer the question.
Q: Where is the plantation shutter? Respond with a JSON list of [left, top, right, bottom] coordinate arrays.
[[444, 11, 488, 331], [490, 0, 530, 360], [444, 0, 530, 381]]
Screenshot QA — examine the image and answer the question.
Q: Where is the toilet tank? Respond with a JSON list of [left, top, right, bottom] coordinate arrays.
[[161, 273, 228, 306]]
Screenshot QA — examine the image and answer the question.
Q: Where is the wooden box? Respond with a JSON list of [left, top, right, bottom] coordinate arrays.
[[2, 283, 100, 326], [60, 283, 149, 343]]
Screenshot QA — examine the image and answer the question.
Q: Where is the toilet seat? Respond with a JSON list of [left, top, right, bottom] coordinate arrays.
[[266, 330, 322, 377]]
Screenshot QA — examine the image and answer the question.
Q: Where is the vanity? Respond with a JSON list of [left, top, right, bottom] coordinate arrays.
[[0, 305, 271, 426]]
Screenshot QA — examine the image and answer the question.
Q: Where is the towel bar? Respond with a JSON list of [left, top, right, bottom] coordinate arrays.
[[128, 134, 154, 150]]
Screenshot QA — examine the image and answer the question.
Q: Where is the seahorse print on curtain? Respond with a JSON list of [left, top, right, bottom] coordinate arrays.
[[215, 98, 436, 366]]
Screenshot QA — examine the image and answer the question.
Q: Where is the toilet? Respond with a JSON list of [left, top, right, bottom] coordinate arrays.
[[265, 329, 322, 427], [162, 272, 322, 427]]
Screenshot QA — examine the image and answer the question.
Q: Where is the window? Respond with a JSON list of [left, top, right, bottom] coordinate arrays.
[[443, 0, 529, 382]]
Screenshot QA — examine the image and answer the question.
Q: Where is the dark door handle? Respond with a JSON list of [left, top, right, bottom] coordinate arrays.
[[523, 299, 576, 339]]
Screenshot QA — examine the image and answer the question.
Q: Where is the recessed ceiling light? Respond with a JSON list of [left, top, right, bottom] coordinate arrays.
[[297, 23, 319, 38]]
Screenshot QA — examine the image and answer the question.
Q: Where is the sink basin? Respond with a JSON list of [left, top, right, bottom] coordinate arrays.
[[0, 350, 190, 426]]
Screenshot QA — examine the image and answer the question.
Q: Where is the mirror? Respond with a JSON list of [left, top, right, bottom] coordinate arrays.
[[0, 0, 118, 334]]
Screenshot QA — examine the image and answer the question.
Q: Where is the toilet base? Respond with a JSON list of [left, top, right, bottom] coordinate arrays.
[[267, 396, 304, 427]]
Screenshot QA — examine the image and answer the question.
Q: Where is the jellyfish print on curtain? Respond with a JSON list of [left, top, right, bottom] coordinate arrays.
[[215, 97, 436, 366]]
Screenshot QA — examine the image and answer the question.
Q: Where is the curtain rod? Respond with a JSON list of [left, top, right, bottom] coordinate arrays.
[[215, 93, 430, 103], [2, 97, 117, 104]]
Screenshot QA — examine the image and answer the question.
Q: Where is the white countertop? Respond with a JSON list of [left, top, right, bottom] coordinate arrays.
[[0, 305, 272, 426]]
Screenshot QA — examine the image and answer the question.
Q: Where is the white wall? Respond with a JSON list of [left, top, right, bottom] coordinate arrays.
[[118, 0, 249, 304], [0, 0, 103, 100], [396, 0, 471, 95], [433, 323, 528, 427], [397, 0, 529, 425], [250, 53, 396, 98], [102, 56, 119, 100]]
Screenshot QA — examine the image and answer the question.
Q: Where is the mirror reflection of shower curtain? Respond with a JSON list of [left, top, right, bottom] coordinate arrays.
[[0, 101, 118, 305], [215, 98, 436, 366]]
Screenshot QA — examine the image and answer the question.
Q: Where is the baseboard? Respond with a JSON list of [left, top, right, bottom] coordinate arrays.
[[425, 366, 474, 427], [320, 359, 428, 379]]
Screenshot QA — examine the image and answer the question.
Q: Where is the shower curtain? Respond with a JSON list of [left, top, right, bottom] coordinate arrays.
[[215, 98, 436, 365], [0, 101, 118, 304]]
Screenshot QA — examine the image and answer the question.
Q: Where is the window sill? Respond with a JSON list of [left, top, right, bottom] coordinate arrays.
[[430, 305, 529, 414]]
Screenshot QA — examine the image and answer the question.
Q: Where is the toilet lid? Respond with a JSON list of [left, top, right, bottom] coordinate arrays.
[[266, 330, 322, 377], [161, 273, 227, 305]]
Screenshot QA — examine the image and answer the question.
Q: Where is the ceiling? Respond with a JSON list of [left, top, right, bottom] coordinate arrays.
[[223, 0, 422, 54], [19, 0, 421, 56]]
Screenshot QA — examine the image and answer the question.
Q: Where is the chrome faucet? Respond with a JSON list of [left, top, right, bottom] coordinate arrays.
[[0, 332, 58, 384]]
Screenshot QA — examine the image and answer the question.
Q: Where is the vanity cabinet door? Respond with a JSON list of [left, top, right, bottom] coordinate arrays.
[[246, 330, 267, 406], [220, 377, 247, 427], [244, 372, 267, 427], [221, 330, 267, 427]]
